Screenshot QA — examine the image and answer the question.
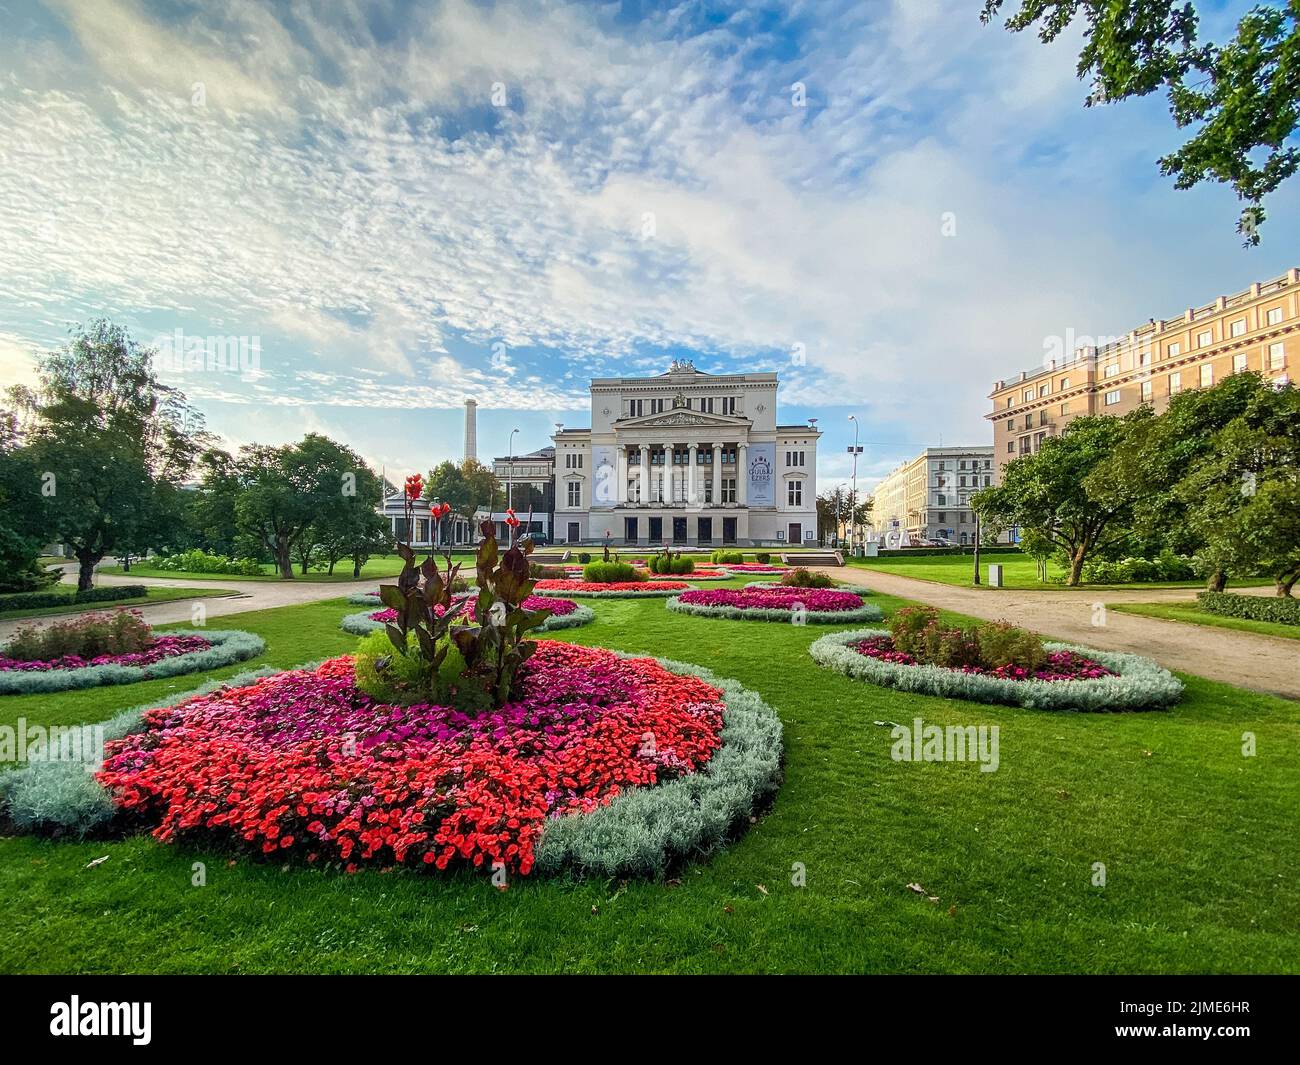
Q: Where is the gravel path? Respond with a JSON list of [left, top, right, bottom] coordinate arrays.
[[0, 567, 373, 641], [822, 568, 1299, 701]]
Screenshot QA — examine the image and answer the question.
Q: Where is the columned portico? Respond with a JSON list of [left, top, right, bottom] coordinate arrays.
[[553, 360, 819, 546]]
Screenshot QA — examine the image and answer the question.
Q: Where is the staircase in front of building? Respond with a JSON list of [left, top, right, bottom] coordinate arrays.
[[782, 550, 843, 567]]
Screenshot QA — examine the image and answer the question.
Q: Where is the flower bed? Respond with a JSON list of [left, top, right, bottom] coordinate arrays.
[[533, 579, 690, 598], [724, 563, 787, 574], [667, 586, 882, 623], [808, 628, 1183, 711], [0, 628, 266, 696], [341, 596, 594, 636], [38, 642, 784, 878]]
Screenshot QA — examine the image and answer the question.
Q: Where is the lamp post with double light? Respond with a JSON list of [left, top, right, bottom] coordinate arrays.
[[847, 415, 863, 553]]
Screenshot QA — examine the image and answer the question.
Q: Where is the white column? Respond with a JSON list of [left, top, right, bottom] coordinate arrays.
[[712, 443, 721, 506], [737, 444, 748, 505], [639, 444, 650, 503], [688, 444, 698, 506]]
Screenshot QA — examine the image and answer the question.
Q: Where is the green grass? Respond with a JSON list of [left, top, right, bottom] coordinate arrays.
[[1, 579, 1296, 974], [1111, 601, 1300, 642], [0, 586, 238, 621], [846, 552, 1260, 592], [99, 553, 478, 583]]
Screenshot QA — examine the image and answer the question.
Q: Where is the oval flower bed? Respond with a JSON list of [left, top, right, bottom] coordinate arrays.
[[667, 586, 882, 623], [724, 563, 787, 574], [47, 642, 785, 878], [808, 628, 1183, 711], [0, 628, 266, 696], [341, 596, 594, 636], [533, 579, 690, 598]]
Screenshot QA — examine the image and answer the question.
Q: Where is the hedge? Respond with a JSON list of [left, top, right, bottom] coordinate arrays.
[[533, 586, 685, 599], [533, 655, 784, 877], [2, 654, 784, 879], [1197, 591, 1300, 626], [867, 546, 1024, 558], [808, 628, 1183, 712], [667, 596, 883, 624], [339, 603, 595, 636], [0, 585, 148, 613], [0, 629, 266, 696], [0, 663, 284, 836]]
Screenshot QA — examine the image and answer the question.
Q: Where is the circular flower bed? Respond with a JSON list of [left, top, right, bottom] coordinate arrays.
[[667, 586, 882, 623], [808, 628, 1183, 711], [76, 642, 782, 877], [0, 628, 266, 696], [341, 596, 594, 636], [533, 579, 690, 598], [346, 590, 383, 606]]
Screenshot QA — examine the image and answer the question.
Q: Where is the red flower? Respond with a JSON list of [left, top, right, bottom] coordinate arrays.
[[505, 507, 520, 528], [404, 474, 425, 501]]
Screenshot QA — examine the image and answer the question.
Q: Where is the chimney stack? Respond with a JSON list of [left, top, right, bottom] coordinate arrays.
[[464, 399, 477, 461]]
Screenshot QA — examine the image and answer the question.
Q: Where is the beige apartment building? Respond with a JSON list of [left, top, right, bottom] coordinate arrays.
[[867, 446, 995, 546], [988, 267, 1299, 475]]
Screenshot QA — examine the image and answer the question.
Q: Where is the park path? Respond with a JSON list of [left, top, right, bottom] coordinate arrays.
[[820, 567, 1299, 701], [0, 566, 375, 641]]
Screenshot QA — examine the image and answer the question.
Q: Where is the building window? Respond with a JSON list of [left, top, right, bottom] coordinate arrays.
[[1231, 319, 1247, 337], [1233, 352, 1248, 373], [651, 398, 665, 414], [1169, 371, 1182, 395], [1140, 380, 1153, 402], [936, 494, 946, 506], [721, 478, 736, 503], [1200, 364, 1213, 387], [1197, 329, 1213, 348], [1269, 342, 1286, 370], [1007, 441, 1014, 453], [1266, 307, 1283, 326], [1168, 342, 1181, 358], [628, 399, 644, 417], [958, 476, 966, 487], [704, 478, 713, 503], [1104, 363, 1118, 378], [722, 396, 738, 415], [788, 480, 802, 506], [721, 446, 737, 464], [1104, 389, 1121, 405], [1022, 388, 1033, 402], [1023, 414, 1032, 429], [983, 475, 991, 486], [567, 482, 581, 507], [1059, 377, 1070, 390], [700, 397, 714, 413], [1038, 384, 1048, 397], [1061, 401, 1070, 415]]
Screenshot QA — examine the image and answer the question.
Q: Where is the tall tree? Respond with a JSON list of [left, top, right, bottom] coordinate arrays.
[[0, 409, 58, 592], [426, 458, 503, 533], [981, 1, 1299, 243], [7, 321, 206, 590], [975, 415, 1139, 585]]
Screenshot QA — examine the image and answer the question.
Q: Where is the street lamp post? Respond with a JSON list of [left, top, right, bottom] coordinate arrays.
[[847, 415, 863, 553], [507, 427, 520, 529]]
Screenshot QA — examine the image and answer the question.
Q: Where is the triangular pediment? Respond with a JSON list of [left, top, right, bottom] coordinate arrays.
[[615, 409, 750, 430]]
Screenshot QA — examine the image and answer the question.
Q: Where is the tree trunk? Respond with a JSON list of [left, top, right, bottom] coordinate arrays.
[[328, 559, 336, 574], [122, 556, 131, 572], [300, 557, 309, 574], [275, 537, 294, 579], [75, 550, 98, 592], [1066, 548, 1086, 587], [1277, 572, 1298, 598], [1206, 570, 1228, 593], [352, 559, 362, 578]]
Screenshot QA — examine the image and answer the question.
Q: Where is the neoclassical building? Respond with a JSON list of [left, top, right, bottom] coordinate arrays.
[[553, 361, 820, 547]]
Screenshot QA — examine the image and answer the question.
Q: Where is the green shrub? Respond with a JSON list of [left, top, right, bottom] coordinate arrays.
[[583, 560, 638, 583], [352, 629, 488, 709], [1081, 551, 1196, 583], [780, 567, 832, 588], [0, 585, 148, 613], [150, 550, 263, 575], [975, 621, 1047, 671], [529, 563, 566, 580], [756, 553, 771, 564], [1197, 591, 1300, 626], [888, 606, 939, 657], [3, 610, 153, 662], [671, 557, 693, 575], [710, 550, 745, 564], [577, 552, 592, 564]]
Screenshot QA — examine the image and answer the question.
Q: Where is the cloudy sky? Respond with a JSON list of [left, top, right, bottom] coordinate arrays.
[[1, 0, 1296, 494]]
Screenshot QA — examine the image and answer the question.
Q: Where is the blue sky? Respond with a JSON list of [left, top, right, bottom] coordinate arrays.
[[1, 0, 1296, 495]]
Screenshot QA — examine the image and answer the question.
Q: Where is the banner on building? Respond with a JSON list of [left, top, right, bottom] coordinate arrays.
[[747, 443, 775, 507], [590, 445, 617, 508]]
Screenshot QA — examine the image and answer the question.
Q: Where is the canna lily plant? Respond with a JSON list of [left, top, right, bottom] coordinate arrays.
[[451, 510, 553, 707]]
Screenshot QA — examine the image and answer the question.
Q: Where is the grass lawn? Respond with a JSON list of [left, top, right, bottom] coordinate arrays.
[[99, 554, 477, 583], [1111, 601, 1300, 642], [0, 586, 239, 621], [847, 552, 1261, 592], [1, 578, 1295, 974]]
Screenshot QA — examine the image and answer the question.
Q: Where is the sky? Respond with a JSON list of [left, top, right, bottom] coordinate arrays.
[[1, 0, 1296, 496]]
